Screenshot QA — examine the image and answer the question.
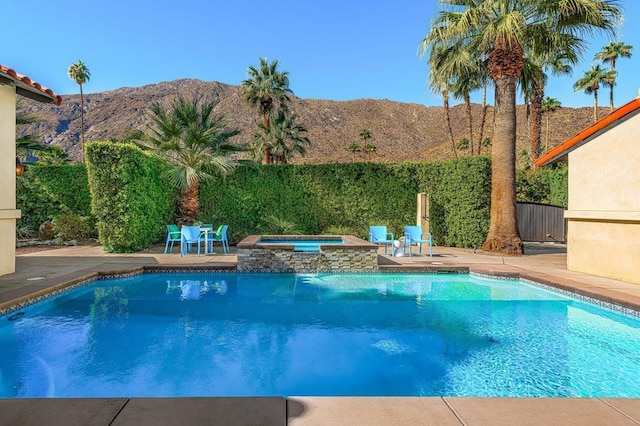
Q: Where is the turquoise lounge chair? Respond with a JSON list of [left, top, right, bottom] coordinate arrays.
[[180, 226, 206, 257], [403, 225, 433, 257], [369, 226, 394, 255], [164, 225, 181, 254]]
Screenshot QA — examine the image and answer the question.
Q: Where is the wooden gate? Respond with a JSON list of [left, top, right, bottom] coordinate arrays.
[[516, 202, 566, 242]]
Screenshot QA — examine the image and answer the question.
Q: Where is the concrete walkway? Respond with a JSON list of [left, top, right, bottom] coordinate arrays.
[[0, 243, 639, 425]]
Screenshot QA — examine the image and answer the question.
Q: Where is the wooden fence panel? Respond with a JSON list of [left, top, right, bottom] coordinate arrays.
[[517, 202, 566, 242]]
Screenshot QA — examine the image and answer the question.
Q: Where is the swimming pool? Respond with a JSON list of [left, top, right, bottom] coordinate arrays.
[[1, 272, 639, 398]]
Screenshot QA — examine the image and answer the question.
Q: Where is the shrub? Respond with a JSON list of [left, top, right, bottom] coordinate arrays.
[[16, 164, 93, 233], [52, 214, 91, 241], [38, 221, 55, 240]]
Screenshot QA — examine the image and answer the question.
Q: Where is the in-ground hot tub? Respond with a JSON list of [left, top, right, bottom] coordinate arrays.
[[236, 235, 379, 272]]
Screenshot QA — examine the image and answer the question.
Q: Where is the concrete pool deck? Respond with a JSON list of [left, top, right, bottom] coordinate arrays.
[[0, 242, 639, 425]]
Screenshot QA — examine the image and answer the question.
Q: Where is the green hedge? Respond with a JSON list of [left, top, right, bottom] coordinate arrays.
[[16, 164, 93, 236], [84, 142, 177, 252], [419, 157, 491, 247], [516, 164, 568, 207], [21, 154, 548, 251], [199, 157, 491, 248]]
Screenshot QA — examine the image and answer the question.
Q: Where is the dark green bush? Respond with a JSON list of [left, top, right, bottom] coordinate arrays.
[[84, 142, 177, 252], [548, 164, 568, 207], [16, 164, 93, 236], [516, 163, 568, 207]]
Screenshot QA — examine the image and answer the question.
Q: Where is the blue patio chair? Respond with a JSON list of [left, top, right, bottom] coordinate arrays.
[[210, 224, 230, 254], [164, 224, 181, 254], [180, 225, 206, 257], [403, 226, 433, 257], [369, 225, 394, 255]]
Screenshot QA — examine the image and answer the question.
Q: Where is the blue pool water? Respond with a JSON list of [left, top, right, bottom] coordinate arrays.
[[259, 238, 343, 252], [1, 273, 639, 398]]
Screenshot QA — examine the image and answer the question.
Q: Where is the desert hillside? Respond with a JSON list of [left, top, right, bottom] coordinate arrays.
[[20, 78, 603, 163]]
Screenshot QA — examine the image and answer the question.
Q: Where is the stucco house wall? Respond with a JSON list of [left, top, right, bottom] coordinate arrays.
[[565, 112, 640, 284], [550, 103, 640, 285], [0, 84, 19, 275], [0, 65, 61, 276]]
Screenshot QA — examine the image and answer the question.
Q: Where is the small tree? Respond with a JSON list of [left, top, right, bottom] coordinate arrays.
[[347, 143, 362, 161], [359, 129, 372, 146], [364, 143, 377, 162]]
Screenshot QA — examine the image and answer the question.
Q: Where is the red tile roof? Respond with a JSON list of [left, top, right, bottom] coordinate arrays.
[[536, 96, 640, 167], [0, 64, 62, 106]]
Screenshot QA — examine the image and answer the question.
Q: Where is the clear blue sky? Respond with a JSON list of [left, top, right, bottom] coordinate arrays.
[[5, 0, 639, 108]]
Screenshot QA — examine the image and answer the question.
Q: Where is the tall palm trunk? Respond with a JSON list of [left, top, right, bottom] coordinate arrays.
[[261, 113, 271, 164], [593, 89, 599, 123], [609, 84, 614, 112], [464, 91, 474, 155], [482, 36, 523, 255], [80, 84, 85, 144], [482, 76, 523, 255], [478, 84, 488, 154], [528, 85, 544, 167], [180, 183, 200, 224], [608, 58, 615, 111], [443, 89, 457, 159], [545, 114, 551, 152]]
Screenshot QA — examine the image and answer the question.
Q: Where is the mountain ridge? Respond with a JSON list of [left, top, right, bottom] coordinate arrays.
[[20, 78, 603, 164]]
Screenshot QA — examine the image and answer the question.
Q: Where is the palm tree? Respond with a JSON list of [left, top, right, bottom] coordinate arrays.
[[15, 99, 49, 162], [541, 97, 561, 152], [424, 42, 487, 156], [574, 65, 617, 122], [240, 58, 293, 165], [521, 50, 574, 167], [359, 129, 372, 147], [67, 60, 91, 144], [423, 46, 458, 159], [255, 108, 310, 164], [424, 0, 621, 255], [136, 96, 245, 224], [364, 143, 377, 162], [347, 143, 362, 161], [37, 146, 71, 165], [594, 41, 633, 110]]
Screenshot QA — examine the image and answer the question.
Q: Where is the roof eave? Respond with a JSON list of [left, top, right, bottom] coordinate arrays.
[[0, 72, 63, 106], [536, 97, 640, 167]]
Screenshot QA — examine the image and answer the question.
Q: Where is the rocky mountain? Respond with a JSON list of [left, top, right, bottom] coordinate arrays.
[[20, 78, 602, 164]]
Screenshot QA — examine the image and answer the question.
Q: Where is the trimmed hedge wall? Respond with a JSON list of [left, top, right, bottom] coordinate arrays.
[[200, 156, 491, 248], [84, 142, 177, 252], [19, 153, 533, 252], [16, 164, 93, 235]]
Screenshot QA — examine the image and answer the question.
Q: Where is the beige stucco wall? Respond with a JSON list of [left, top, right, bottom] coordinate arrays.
[[0, 83, 19, 276], [566, 111, 640, 284]]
